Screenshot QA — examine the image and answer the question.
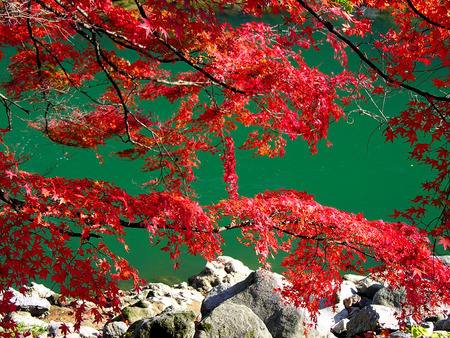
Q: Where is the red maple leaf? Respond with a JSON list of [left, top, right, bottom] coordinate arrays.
[[438, 237, 450, 251]]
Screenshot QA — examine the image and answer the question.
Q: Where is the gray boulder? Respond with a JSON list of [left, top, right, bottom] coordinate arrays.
[[435, 317, 450, 331], [10, 311, 48, 330], [346, 305, 399, 337], [372, 287, 407, 310], [129, 310, 196, 338], [200, 270, 321, 338], [316, 304, 348, 337], [10, 288, 51, 316], [196, 303, 272, 338], [354, 277, 384, 299], [336, 281, 358, 305], [201, 283, 233, 314], [188, 256, 252, 292], [103, 321, 129, 338], [28, 282, 60, 305], [437, 255, 450, 267]]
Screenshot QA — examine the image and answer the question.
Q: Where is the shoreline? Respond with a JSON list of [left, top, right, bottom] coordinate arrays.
[[5, 256, 450, 337]]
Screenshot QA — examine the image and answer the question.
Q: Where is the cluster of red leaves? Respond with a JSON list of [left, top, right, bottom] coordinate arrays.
[[0, 143, 142, 331], [366, 1, 450, 241], [0, 134, 222, 331], [0, 0, 449, 331], [214, 190, 450, 320]]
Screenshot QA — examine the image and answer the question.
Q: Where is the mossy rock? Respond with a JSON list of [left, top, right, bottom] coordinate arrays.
[[118, 301, 155, 324], [128, 310, 196, 338]]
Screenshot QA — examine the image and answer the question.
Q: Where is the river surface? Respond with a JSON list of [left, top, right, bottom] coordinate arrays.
[[1, 10, 433, 287]]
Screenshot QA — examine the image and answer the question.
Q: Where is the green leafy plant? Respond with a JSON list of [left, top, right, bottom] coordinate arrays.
[[408, 326, 449, 338], [334, 0, 353, 12], [4, 323, 47, 336]]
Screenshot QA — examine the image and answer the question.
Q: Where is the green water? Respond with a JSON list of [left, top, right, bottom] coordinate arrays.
[[1, 12, 433, 287], [4, 107, 430, 287]]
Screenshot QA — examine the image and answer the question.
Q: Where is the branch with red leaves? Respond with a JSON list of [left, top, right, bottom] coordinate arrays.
[[295, 0, 450, 103], [1, 0, 450, 333]]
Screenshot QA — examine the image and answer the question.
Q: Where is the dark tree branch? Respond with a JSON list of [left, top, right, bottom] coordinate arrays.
[[405, 0, 450, 30], [0, 188, 101, 239], [132, 0, 246, 95], [0, 189, 25, 212], [61, 229, 102, 239], [0, 185, 384, 261], [0, 92, 31, 115], [295, 0, 450, 103], [212, 218, 377, 259]]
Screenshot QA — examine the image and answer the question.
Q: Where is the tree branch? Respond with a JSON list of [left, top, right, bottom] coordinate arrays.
[[405, 0, 450, 30], [212, 218, 377, 259], [0, 188, 101, 239], [295, 0, 450, 103], [0, 188, 25, 212], [132, 0, 246, 95]]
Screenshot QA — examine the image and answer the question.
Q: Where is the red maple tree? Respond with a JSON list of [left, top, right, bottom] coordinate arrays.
[[0, 0, 449, 332]]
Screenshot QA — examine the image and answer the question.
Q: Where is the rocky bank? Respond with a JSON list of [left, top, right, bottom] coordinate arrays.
[[4, 256, 450, 337]]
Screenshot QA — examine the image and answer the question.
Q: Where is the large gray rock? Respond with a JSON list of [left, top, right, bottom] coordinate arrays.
[[10, 311, 48, 330], [129, 310, 196, 338], [346, 305, 399, 337], [196, 303, 272, 338], [372, 287, 407, 310], [316, 304, 348, 337], [201, 283, 233, 314], [336, 281, 358, 305], [354, 277, 384, 299], [10, 288, 51, 316], [188, 256, 252, 292], [103, 321, 129, 338], [28, 282, 60, 305], [435, 317, 450, 331], [200, 270, 321, 338], [437, 255, 450, 267]]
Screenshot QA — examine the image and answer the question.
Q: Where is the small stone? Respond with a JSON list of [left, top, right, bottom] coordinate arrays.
[[103, 322, 129, 338], [343, 294, 361, 312], [390, 330, 412, 338]]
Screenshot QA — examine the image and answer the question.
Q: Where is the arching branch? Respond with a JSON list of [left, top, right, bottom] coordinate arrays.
[[132, 0, 246, 95], [0, 188, 101, 238], [405, 0, 450, 30], [295, 0, 450, 103]]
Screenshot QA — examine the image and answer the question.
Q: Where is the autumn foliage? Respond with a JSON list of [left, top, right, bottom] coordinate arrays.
[[0, 0, 449, 332]]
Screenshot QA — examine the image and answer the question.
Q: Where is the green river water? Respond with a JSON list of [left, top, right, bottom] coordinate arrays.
[[1, 11, 434, 287]]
